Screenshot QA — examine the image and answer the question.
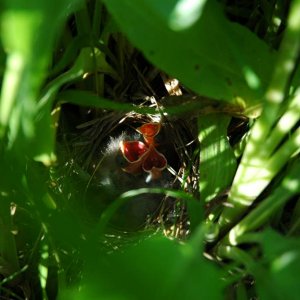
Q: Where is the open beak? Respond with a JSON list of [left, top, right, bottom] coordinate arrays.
[[137, 122, 161, 146], [119, 140, 167, 179]]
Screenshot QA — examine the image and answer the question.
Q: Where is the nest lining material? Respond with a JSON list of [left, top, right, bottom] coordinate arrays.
[[69, 109, 198, 236]]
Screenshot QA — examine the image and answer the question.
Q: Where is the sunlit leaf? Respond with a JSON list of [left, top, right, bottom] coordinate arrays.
[[0, 0, 83, 163], [103, 0, 275, 111], [198, 114, 236, 202]]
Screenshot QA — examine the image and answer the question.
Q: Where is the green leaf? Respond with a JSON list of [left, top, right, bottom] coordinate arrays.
[[59, 235, 224, 300], [198, 114, 237, 202], [0, 0, 83, 163], [59, 90, 246, 117], [93, 187, 200, 234], [223, 159, 300, 245], [58, 89, 157, 113], [217, 0, 300, 231], [102, 0, 275, 111], [254, 230, 300, 300]]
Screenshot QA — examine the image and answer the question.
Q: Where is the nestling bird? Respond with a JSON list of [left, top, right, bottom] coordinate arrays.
[[94, 124, 176, 231]]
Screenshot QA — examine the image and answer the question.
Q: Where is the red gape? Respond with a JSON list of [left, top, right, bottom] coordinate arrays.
[[136, 123, 161, 146], [119, 123, 167, 180]]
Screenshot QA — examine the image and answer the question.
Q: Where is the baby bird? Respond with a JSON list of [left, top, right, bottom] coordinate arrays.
[[95, 127, 174, 231]]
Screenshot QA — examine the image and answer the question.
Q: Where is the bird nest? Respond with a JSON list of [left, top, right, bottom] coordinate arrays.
[[71, 107, 198, 238], [54, 40, 202, 247]]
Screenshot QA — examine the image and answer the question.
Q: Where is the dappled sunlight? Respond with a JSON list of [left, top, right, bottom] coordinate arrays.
[[169, 0, 207, 31], [272, 251, 299, 272], [231, 167, 271, 198], [198, 114, 237, 202], [266, 89, 284, 104], [198, 123, 216, 138], [232, 191, 257, 206], [283, 178, 300, 192], [278, 110, 299, 132], [288, 0, 300, 31], [2, 0, 300, 298], [199, 142, 226, 162], [224, 159, 300, 248], [222, 78, 300, 227], [283, 59, 294, 72], [248, 119, 270, 142], [243, 66, 261, 90], [228, 227, 239, 246], [204, 221, 219, 242], [0, 53, 25, 137]]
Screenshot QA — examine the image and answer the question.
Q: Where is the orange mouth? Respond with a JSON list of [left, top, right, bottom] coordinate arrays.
[[119, 123, 167, 179], [136, 122, 161, 146]]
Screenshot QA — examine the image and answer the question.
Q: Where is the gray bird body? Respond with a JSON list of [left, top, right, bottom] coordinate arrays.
[[95, 131, 173, 231]]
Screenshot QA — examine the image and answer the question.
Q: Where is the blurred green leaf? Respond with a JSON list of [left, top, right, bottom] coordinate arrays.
[[49, 35, 89, 79], [40, 47, 117, 109], [59, 235, 224, 300], [0, 0, 83, 163], [254, 230, 300, 300], [103, 0, 275, 111]]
